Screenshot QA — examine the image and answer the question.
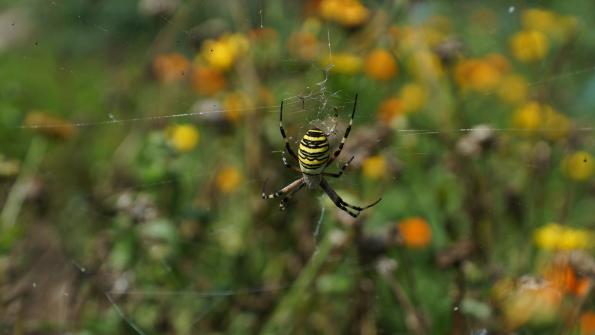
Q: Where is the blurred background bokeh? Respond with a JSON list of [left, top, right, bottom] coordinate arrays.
[[1, 0, 595, 334]]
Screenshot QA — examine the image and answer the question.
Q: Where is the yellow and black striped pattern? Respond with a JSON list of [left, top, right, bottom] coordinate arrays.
[[298, 128, 330, 174]]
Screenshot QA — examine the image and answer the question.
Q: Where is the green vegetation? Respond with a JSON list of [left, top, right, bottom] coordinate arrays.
[[0, 0, 594, 334]]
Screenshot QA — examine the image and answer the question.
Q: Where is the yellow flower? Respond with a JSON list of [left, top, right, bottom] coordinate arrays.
[[392, 26, 417, 53], [191, 65, 226, 96], [512, 101, 568, 139], [165, 124, 199, 152], [361, 155, 386, 180], [522, 9, 558, 34], [399, 83, 427, 113], [227, 33, 250, 53], [521, 9, 577, 41], [200, 34, 249, 72], [562, 151, 594, 182], [393, 21, 449, 53], [319, 0, 369, 27], [407, 50, 443, 81], [202, 39, 235, 71], [216, 166, 243, 193], [364, 48, 398, 81], [498, 74, 528, 104], [324, 52, 362, 75], [534, 223, 563, 250], [512, 101, 542, 132], [0, 156, 19, 177], [534, 223, 593, 251], [153, 53, 190, 83], [541, 107, 570, 140], [558, 229, 592, 250], [424, 16, 451, 46], [398, 217, 432, 248], [303, 17, 322, 34], [510, 30, 549, 62]]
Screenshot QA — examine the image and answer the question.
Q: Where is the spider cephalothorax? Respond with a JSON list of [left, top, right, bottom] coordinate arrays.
[[262, 94, 381, 218]]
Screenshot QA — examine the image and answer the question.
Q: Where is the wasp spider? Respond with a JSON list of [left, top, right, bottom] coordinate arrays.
[[262, 94, 381, 218]]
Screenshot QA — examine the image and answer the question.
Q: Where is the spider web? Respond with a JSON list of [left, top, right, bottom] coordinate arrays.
[[0, 0, 594, 334]]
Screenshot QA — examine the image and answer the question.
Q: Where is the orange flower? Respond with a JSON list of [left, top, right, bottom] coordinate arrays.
[[216, 166, 243, 193], [470, 9, 498, 32], [485, 53, 510, 73], [247, 28, 278, 42], [581, 312, 595, 335], [288, 30, 319, 61], [319, 0, 369, 27], [153, 53, 190, 83], [398, 217, 432, 248], [222, 91, 253, 123], [377, 97, 405, 124], [454, 56, 507, 92], [23, 111, 77, 140], [502, 280, 562, 329], [544, 262, 591, 297], [191, 65, 226, 96], [258, 87, 276, 107], [364, 49, 398, 81], [493, 276, 565, 330]]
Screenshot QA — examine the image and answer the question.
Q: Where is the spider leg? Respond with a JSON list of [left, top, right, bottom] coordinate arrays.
[[279, 182, 306, 211], [326, 94, 358, 167], [341, 197, 382, 211], [279, 100, 299, 161], [282, 153, 302, 173], [322, 156, 354, 178], [262, 178, 304, 200], [319, 178, 381, 218], [319, 183, 358, 217]]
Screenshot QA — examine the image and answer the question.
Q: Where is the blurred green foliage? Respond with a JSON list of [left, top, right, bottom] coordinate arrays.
[[0, 0, 595, 334]]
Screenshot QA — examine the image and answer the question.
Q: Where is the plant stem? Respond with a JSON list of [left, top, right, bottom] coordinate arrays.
[[1, 137, 47, 227]]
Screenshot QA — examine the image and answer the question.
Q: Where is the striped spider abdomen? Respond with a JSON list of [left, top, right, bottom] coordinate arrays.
[[298, 128, 330, 175]]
